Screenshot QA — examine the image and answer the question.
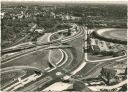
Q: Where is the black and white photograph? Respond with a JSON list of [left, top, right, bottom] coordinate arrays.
[[1, 0, 127, 91]]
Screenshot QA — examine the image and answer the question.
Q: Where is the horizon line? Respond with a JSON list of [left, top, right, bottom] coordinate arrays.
[[1, 0, 127, 5]]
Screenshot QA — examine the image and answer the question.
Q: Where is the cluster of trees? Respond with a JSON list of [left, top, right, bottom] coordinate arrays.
[[100, 66, 127, 87], [54, 4, 127, 18], [36, 18, 55, 29], [1, 17, 34, 48], [56, 24, 72, 30], [100, 67, 117, 85], [64, 4, 127, 28], [36, 14, 63, 33]]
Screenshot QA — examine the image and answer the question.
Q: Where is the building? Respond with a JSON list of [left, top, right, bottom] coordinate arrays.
[[35, 29, 45, 34]]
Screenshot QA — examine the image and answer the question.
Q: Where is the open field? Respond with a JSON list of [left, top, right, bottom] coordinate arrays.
[[2, 49, 50, 69], [92, 28, 127, 45], [98, 28, 127, 42], [49, 49, 63, 65]]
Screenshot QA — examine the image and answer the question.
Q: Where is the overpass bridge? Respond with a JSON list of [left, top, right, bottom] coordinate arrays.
[[1, 23, 86, 92]]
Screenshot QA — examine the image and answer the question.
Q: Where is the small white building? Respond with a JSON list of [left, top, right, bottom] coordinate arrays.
[[1, 12, 5, 19], [35, 29, 45, 34]]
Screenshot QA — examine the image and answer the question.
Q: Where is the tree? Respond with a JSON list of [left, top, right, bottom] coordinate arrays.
[[124, 68, 127, 75], [34, 70, 41, 75], [123, 67, 127, 80], [119, 84, 127, 91], [67, 28, 71, 36], [100, 67, 117, 85]]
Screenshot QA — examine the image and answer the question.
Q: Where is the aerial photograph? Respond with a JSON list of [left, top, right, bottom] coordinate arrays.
[[1, 0, 127, 91]]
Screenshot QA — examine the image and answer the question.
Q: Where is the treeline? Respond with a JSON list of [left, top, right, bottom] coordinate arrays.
[[54, 4, 127, 18], [54, 4, 127, 29], [55, 24, 72, 30]]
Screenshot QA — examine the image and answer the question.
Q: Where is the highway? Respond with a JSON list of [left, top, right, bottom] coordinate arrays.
[[75, 25, 126, 71], [9, 48, 73, 91], [2, 23, 85, 91], [22, 24, 85, 91], [72, 25, 127, 91], [2, 24, 126, 91]]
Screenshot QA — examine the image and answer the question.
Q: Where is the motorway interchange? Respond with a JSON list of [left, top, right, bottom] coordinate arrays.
[[1, 23, 127, 91]]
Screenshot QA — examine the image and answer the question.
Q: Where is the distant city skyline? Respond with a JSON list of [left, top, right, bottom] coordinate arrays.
[[1, 0, 127, 4]]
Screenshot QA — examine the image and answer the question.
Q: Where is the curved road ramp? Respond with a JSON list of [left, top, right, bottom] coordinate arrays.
[[1, 23, 88, 91], [1, 23, 126, 92]]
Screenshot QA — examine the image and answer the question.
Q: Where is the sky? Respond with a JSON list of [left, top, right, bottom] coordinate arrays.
[[1, 0, 127, 4]]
